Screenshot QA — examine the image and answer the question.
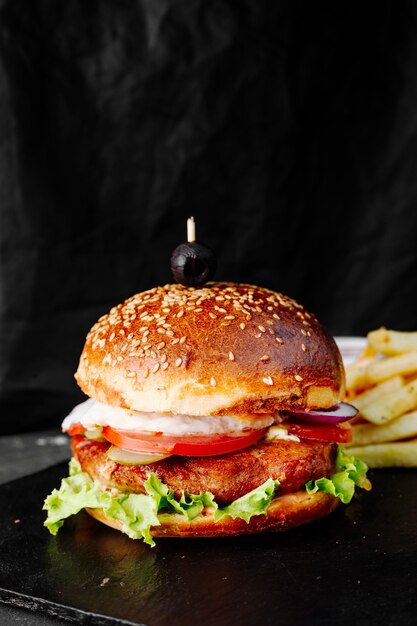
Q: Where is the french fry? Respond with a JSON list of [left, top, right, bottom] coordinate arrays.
[[346, 351, 417, 393], [348, 409, 417, 446], [356, 342, 377, 361], [351, 376, 404, 413], [367, 327, 417, 356], [347, 439, 417, 468], [359, 378, 417, 424], [344, 328, 417, 469], [345, 357, 379, 393]]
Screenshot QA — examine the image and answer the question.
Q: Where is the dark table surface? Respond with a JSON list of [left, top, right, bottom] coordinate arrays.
[[0, 429, 71, 625], [1, 430, 417, 626]]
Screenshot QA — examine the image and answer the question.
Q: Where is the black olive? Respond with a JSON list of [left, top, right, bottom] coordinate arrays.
[[170, 241, 217, 287]]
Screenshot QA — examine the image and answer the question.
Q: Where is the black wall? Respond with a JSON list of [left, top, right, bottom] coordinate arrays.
[[1, 1, 417, 432]]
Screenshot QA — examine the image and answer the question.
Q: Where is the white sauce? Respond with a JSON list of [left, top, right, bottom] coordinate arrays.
[[62, 398, 275, 435], [265, 425, 300, 443]]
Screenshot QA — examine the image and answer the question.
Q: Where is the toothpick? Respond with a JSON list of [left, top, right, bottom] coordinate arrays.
[[187, 216, 196, 242]]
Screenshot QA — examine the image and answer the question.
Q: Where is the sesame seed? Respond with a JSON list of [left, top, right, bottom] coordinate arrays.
[[258, 325, 266, 333], [175, 358, 182, 367], [218, 308, 227, 314], [255, 333, 262, 338], [166, 330, 174, 337], [260, 355, 269, 361], [180, 336, 187, 344], [161, 353, 167, 363], [177, 310, 184, 318], [152, 363, 160, 373], [301, 343, 306, 352], [224, 315, 235, 320], [276, 337, 283, 344], [157, 342, 166, 350], [209, 312, 217, 319], [157, 328, 166, 334], [229, 351, 235, 361], [295, 374, 303, 381], [143, 367, 149, 378], [109, 332, 115, 341], [239, 323, 246, 330], [172, 338, 180, 345], [263, 376, 274, 386], [210, 377, 216, 387], [162, 362, 169, 371]]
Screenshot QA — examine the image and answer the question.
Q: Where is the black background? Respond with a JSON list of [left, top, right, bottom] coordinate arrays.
[[1, 1, 417, 433]]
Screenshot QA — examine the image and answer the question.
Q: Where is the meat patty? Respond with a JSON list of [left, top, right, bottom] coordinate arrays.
[[72, 435, 337, 506]]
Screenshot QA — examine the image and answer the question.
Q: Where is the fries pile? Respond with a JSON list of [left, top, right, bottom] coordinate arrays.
[[345, 328, 417, 468]]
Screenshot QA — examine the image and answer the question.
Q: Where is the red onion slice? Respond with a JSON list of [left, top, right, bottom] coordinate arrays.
[[285, 402, 358, 424]]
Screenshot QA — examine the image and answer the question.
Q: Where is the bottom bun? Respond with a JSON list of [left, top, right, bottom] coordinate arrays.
[[85, 490, 339, 539]]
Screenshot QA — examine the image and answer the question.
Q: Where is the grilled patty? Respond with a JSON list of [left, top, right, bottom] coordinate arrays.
[[72, 435, 337, 506]]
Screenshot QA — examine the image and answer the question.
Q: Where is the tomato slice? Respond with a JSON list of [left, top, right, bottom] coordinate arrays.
[[287, 421, 352, 443], [66, 423, 86, 436], [101, 426, 268, 457]]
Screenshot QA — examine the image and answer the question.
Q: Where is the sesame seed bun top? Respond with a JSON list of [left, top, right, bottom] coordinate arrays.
[[75, 283, 345, 417]]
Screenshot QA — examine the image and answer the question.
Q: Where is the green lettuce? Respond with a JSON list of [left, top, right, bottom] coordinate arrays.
[[214, 478, 278, 523], [44, 448, 370, 546], [305, 447, 372, 504], [43, 459, 280, 546]]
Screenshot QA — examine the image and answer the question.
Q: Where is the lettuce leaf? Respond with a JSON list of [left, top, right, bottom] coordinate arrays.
[[144, 472, 217, 521], [305, 447, 372, 504], [214, 478, 278, 523], [44, 448, 370, 546], [43, 460, 279, 546], [43, 458, 113, 535], [43, 458, 160, 545]]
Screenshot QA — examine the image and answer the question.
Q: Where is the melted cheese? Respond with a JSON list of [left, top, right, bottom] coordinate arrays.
[[62, 398, 275, 435]]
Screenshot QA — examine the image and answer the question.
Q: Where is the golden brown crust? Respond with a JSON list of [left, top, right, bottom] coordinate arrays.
[[76, 283, 344, 415], [85, 490, 339, 538]]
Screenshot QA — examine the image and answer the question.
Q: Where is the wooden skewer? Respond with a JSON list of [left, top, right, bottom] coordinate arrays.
[[187, 216, 196, 243]]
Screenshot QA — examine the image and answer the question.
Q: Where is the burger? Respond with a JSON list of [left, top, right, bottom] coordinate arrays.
[[44, 282, 370, 546]]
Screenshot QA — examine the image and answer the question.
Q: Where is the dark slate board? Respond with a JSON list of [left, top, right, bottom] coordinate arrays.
[[0, 462, 416, 626]]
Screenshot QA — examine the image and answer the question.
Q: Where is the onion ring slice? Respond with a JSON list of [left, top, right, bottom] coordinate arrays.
[[284, 402, 358, 424]]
